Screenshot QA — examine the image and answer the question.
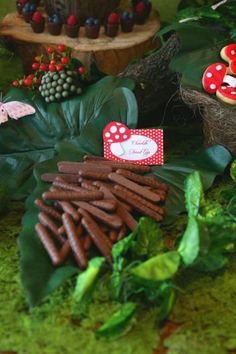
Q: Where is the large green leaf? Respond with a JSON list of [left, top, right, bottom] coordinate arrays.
[[152, 145, 232, 222], [158, 23, 229, 90], [0, 76, 136, 199]]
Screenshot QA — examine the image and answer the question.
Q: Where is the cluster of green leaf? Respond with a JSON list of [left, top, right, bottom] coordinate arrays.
[[75, 166, 236, 339]]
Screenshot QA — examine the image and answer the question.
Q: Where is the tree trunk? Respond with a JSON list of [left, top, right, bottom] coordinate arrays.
[[119, 34, 181, 116]]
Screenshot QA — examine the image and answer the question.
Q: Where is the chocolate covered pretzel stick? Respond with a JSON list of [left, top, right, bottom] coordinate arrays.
[[80, 180, 99, 191], [79, 208, 112, 264], [108, 173, 161, 203], [38, 212, 65, 245], [58, 161, 112, 174], [78, 170, 110, 181], [90, 199, 117, 212], [83, 155, 108, 162], [34, 199, 62, 221], [43, 190, 104, 201], [62, 213, 87, 269], [114, 184, 165, 216], [53, 177, 84, 193], [41, 173, 79, 184], [111, 188, 163, 222], [57, 201, 81, 222], [58, 240, 71, 263], [99, 185, 137, 231], [85, 160, 151, 173], [35, 223, 62, 266], [74, 201, 123, 230], [116, 169, 169, 192]]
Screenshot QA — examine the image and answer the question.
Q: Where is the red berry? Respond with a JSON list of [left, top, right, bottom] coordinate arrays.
[[34, 56, 40, 62], [61, 56, 69, 65], [47, 47, 54, 54], [32, 11, 43, 23], [58, 44, 66, 52], [39, 63, 47, 71], [27, 74, 35, 80], [50, 60, 56, 65], [135, 2, 145, 13], [56, 64, 63, 71], [67, 15, 78, 26], [78, 66, 86, 74], [12, 80, 19, 87], [49, 64, 56, 72], [32, 62, 39, 70], [35, 79, 41, 85], [108, 12, 119, 24], [24, 78, 32, 86]]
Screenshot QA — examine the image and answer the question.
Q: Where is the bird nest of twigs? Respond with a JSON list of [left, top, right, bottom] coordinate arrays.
[[181, 86, 236, 156]]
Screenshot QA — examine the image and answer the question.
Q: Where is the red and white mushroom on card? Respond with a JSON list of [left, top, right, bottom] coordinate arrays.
[[220, 44, 236, 62], [202, 63, 228, 94], [228, 60, 236, 76], [103, 122, 131, 156], [216, 86, 236, 106]]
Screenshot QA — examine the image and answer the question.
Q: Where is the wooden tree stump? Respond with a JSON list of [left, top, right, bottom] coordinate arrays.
[[0, 11, 160, 75]]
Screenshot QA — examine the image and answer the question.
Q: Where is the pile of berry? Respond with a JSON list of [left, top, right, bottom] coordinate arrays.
[[13, 44, 88, 103]]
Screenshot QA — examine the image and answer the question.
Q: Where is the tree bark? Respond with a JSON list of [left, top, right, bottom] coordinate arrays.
[[119, 34, 181, 116]]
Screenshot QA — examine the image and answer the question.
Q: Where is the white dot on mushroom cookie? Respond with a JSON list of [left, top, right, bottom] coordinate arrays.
[[216, 65, 222, 71], [105, 132, 111, 138], [110, 126, 118, 133], [231, 50, 236, 55], [115, 134, 120, 139], [210, 84, 216, 90], [119, 127, 126, 133], [206, 72, 213, 78], [123, 135, 128, 139]]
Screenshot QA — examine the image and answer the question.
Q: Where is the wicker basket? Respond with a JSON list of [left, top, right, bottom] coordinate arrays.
[[181, 87, 236, 156], [43, 0, 121, 24]]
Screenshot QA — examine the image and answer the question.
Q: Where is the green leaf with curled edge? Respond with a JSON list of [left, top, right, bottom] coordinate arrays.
[[96, 302, 137, 339], [0, 76, 136, 200], [185, 170, 204, 216], [178, 216, 200, 265], [230, 160, 236, 182], [130, 251, 180, 282]]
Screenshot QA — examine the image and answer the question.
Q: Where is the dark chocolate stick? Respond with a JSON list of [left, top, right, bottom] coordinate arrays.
[[114, 184, 165, 216], [90, 199, 117, 212], [57, 200, 81, 222], [35, 223, 62, 266], [111, 188, 163, 222], [78, 170, 110, 181], [38, 212, 65, 245], [83, 235, 93, 251], [58, 240, 71, 263], [62, 213, 88, 269], [79, 208, 112, 264], [57, 161, 112, 174], [41, 173, 79, 184], [74, 201, 123, 230], [43, 190, 104, 201], [108, 173, 161, 203], [99, 185, 137, 231], [53, 177, 84, 193], [85, 160, 151, 173], [116, 169, 169, 192], [80, 180, 99, 191], [34, 199, 62, 221], [117, 225, 128, 241]]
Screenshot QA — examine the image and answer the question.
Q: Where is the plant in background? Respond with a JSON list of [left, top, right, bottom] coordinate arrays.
[[12, 44, 89, 103]]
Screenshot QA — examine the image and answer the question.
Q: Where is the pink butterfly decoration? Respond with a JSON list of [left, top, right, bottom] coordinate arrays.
[[0, 101, 36, 125]]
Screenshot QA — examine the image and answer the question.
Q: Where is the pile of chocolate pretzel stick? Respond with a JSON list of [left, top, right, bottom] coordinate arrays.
[[34, 155, 169, 269]]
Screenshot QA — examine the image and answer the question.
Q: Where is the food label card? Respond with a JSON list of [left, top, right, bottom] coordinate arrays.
[[103, 122, 164, 165]]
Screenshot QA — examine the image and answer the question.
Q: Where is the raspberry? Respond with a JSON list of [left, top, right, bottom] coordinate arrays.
[[67, 15, 78, 26], [135, 1, 145, 13], [32, 11, 43, 23], [108, 12, 119, 25]]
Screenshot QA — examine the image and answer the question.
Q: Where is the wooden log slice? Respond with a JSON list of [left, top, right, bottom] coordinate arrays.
[[0, 11, 160, 75]]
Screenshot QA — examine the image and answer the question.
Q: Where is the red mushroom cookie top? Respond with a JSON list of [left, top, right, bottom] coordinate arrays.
[[202, 63, 227, 94], [229, 60, 236, 75], [220, 44, 236, 62], [216, 85, 236, 106], [103, 122, 131, 144]]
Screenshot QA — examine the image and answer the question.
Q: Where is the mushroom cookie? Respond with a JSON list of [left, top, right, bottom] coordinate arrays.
[[202, 43, 236, 105]]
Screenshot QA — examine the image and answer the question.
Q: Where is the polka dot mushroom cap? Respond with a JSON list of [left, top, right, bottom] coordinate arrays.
[[103, 122, 131, 143], [220, 44, 236, 62], [202, 62, 228, 94]]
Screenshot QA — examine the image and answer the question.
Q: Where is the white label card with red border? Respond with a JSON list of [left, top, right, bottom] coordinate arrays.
[[103, 122, 164, 165]]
